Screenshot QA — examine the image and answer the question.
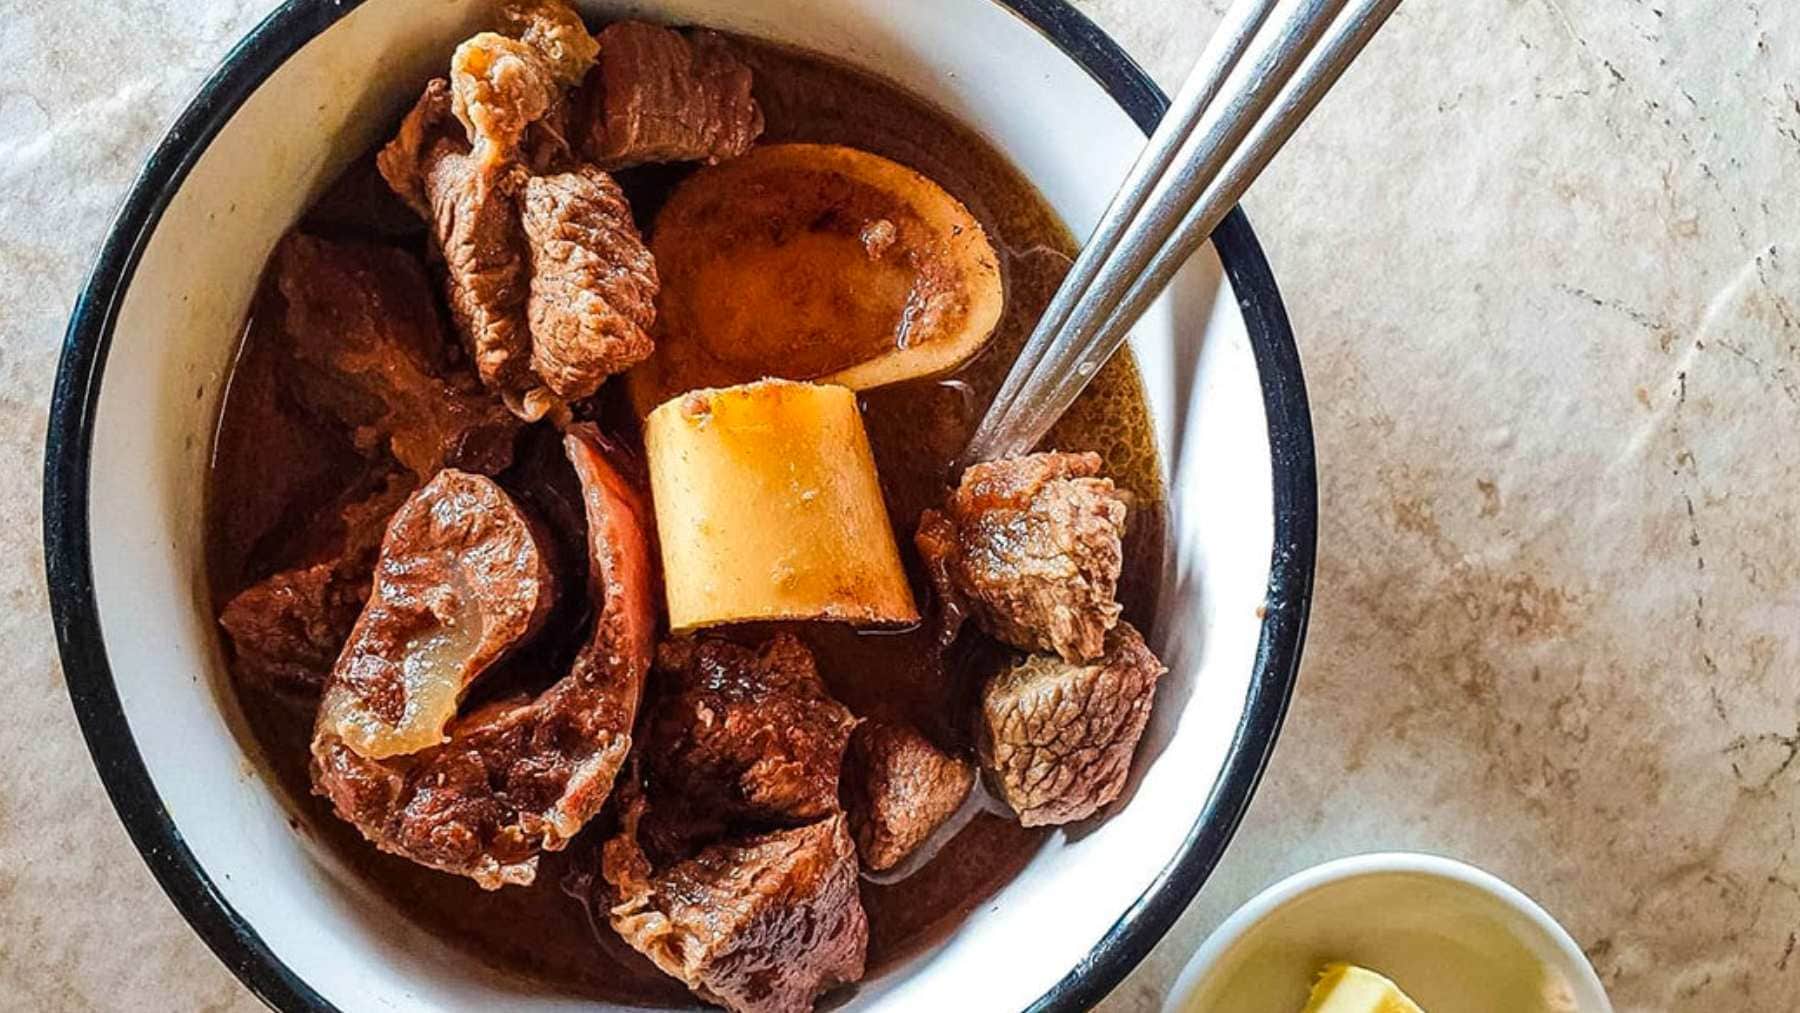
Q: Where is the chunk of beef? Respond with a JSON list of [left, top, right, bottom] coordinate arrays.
[[430, 144, 538, 396], [841, 720, 974, 871], [598, 632, 864, 1007], [274, 233, 520, 477], [522, 166, 659, 399], [578, 22, 763, 170], [314, 470, 555, 762], [977, 622, 1166, 827], [381, 76, 657, 410], [498, 0, 600, 88], [221, 563, 361, 697], [451, 33, 563, 168], [644, 634, 857, 842], [376, 78, 455, 217], [219, 472, 415, 697], [916, 451, 1128, 663], [603, 793, 867, 1013], [311, 428, 655, 888], [380, 82, 538, 401]]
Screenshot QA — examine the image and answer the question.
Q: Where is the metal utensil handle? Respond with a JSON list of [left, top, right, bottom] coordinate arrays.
[[966, 0, 1404, 463], [971, 0, 1280, 455]]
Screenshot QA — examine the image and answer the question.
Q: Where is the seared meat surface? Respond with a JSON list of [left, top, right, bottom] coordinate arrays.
[[578, 21, 763, 169], [312, 427, 654, 888], [644, 634, 857, 841], [841, 720, 974, 871], [219, 472, 415, 697], [273, 234, 520, 478], [977, 622, 1166, 827], [916, 451, 1128, 663], [603, 792, 868, 1013], [522, 166, 659, 399]]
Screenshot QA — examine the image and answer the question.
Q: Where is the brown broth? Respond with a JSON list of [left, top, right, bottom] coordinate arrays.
[[207, 35, 1165, 1008]]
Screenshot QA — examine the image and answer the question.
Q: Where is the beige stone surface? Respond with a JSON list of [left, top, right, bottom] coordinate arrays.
[[2, 0, 1796, 1011]]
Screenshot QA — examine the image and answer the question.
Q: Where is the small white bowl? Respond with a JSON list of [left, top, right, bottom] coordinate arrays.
[[1164, 853, 1613, 1013]]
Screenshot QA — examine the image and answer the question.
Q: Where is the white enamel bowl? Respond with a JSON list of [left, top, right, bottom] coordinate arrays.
[[44, 1, 1316, 1009], [1165, 854, 1613, 1013]]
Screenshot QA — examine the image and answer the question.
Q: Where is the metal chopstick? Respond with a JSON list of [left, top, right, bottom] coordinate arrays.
[[965, 0, 1403, 463], [970, 0, 1280, 459]]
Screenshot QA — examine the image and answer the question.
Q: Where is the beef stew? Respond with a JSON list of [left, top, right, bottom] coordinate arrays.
[[208, 4, 1169, 1009]]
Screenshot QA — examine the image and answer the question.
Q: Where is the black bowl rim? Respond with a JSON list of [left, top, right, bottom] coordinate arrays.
[[41, 1, 1316, 1010]]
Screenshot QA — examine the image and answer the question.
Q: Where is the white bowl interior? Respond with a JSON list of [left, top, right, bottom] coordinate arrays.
[[84, 0, 1276, 1008], [1167, 856, 1613, 1013]]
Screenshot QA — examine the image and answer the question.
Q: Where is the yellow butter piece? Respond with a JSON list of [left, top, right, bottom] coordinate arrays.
[[1300, 963, 1427, 1013]]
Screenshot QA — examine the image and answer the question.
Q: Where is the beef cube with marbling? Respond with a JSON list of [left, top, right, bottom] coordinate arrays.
[[916, 451, 1128, 663], [643, 634, 857, 844], [522, 165, 659, 399], [977, 622, 1165, 827], [577, 21, 763, 170], [602, 791, 867, 1013], [841, 720, 974, 871]]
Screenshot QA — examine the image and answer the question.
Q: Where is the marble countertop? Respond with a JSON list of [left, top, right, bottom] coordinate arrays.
[[4, 0, 1796, 1010]]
